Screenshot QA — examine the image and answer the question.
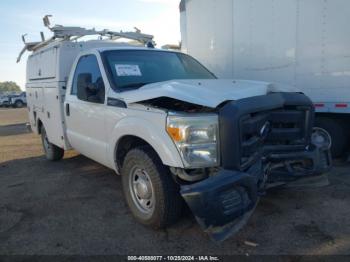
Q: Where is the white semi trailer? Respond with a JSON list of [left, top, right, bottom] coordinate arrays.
[[180, 0, 350, 157]]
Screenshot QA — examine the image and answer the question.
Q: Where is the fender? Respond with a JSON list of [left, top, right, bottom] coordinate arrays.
[[107, 116, 184, 172]]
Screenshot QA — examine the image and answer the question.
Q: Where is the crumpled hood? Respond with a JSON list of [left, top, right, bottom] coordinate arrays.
[[118, 79, 299, 108]]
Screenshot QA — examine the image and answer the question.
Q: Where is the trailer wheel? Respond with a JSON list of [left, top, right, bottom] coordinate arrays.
[[121, 146, 183, 229], [40, 126, 64, 161], [315, 117, 348, 158]]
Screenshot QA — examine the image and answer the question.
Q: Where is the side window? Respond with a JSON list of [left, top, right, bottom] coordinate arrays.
[[71, 55, 105, 103]]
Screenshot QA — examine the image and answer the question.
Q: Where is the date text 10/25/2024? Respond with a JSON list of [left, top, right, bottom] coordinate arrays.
[[127, 256, 220, 261]]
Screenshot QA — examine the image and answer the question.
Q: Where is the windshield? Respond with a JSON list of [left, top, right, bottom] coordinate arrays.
[[102, 50, 216, 90]]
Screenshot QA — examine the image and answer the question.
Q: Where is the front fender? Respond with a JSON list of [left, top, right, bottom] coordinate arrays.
[[107, 116, 184, 172]]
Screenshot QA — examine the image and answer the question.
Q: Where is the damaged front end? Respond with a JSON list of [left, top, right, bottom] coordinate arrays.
[[180, 165, 261, 241], [173, 92, 331, 241]]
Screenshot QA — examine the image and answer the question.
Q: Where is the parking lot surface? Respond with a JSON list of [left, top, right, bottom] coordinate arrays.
[[0, 108, 349, 255]]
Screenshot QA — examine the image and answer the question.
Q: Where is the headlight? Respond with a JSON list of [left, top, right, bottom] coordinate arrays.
[[166, 114, 219, 168]]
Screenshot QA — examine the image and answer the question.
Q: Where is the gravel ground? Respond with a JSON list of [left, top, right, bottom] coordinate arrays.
[[0, 108, 349, 255]]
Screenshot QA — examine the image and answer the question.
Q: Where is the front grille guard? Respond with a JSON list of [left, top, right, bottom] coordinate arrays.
[[239, 106, 311, 170], [219, 92, 314, 171]]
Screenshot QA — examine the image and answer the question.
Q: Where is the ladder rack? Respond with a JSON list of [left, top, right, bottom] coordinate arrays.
[[17, 15, 155, 63]]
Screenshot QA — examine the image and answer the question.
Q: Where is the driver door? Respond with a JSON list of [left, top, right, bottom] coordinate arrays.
[[65, 54, 108, 166]]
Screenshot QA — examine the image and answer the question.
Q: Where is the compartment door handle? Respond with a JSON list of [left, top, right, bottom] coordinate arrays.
[[65, 103, 70, 116]]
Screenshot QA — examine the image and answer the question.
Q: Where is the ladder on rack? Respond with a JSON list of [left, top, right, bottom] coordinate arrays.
[[17, 15, 155, 62]]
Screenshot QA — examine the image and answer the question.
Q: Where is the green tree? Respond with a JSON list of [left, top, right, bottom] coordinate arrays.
[[0, 81, 21, 92]]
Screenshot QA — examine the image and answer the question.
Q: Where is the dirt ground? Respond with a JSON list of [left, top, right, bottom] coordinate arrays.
[[0, 108, 349, 255]]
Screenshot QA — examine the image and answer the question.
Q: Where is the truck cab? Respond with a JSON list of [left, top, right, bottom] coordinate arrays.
[[9, 92, 27, 108], [20, 17, 331, 241]]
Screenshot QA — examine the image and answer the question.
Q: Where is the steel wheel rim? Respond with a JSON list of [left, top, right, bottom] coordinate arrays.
[[129, 167, 155, 215]]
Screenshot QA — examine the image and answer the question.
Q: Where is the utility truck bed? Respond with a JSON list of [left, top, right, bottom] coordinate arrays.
[[26, 41, 142, 149]]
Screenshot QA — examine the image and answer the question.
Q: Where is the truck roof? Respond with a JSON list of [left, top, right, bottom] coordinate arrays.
[[28, 40, 161, 57], [96, 45, 175, 53]]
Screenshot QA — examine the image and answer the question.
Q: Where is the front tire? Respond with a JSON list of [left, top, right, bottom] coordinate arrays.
[[121, 146, 183, 229], [40, 125, 64, 161], [15, 100, 24, 108]]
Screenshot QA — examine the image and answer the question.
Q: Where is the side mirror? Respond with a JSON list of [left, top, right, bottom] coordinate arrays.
[[86, 83, 98, 94], [77, 73, 92, 101]]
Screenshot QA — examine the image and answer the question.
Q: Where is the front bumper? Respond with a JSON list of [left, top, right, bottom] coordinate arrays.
[[180, 92, 332, 241], [181, 169, 259, 242], [180, 131, 331, 242], [267, 144, 332, 183]]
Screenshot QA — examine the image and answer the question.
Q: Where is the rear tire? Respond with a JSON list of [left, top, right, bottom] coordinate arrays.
[[121, 146, 183, 229], [40, 125, 64, 161], [315, 117, 348, 158]]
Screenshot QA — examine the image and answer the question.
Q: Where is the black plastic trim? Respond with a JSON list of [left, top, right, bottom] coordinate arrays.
[[181, 168, 258, 241], [107, 97, 127, 108]]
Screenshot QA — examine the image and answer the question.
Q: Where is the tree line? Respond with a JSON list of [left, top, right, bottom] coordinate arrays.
[[0, 81, 21, 93]]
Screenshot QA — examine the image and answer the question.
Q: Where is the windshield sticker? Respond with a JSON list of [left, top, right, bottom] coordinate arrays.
[[115, 64, 142, 76]]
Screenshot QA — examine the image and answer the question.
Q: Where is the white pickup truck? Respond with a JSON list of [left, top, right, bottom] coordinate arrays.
[[19, 18, 331, 241], [9, 92, 27, 108]]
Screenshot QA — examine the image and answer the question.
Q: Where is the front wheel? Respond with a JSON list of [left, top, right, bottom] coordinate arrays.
[[40, 125, 64, 161], [15, 100, 24, 108], [121, 146, 183, 229]]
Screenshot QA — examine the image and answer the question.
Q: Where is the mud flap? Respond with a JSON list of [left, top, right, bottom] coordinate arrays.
[[180, 170, 259, 242]]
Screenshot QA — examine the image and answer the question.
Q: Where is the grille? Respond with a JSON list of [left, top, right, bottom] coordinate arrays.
[[240, 107, 309, 168]]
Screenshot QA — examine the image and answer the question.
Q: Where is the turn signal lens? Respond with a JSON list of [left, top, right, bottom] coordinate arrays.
[[167, 126, 183, 142]]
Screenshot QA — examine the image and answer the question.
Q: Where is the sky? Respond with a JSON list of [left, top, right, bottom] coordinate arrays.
[[0, 0, 181, 89]]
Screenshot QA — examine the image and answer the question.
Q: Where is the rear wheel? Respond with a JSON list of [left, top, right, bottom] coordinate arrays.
[[121, 146, 183, 229], [40, 125, 64, 161], [315, 117, 348, 158]]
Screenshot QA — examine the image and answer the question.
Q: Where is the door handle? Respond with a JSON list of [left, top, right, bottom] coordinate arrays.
[[65, 103, 70, 116]]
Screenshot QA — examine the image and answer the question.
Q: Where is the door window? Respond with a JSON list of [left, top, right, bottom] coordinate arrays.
[[71, 55, 105, 103]]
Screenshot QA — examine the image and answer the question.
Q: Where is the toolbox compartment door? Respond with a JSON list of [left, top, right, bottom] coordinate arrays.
[[28, 47, 57, 81]]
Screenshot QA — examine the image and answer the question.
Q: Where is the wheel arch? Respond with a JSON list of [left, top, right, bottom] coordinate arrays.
[[108, 117, 184, 173], [115, 135, 157, 172], [37, 118, 43, 134]]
